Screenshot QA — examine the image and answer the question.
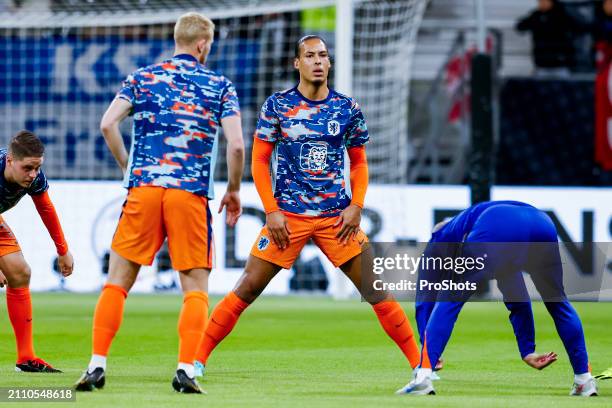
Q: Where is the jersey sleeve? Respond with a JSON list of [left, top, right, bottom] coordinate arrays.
[[344, 99, 369, 147], [116, 71, 138, 106], [254, 95, 281, 143], [220, 80, 241, 119], [26, 169, 49, 195]]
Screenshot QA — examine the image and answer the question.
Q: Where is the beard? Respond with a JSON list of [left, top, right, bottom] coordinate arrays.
[[310, 77, 326, 86]]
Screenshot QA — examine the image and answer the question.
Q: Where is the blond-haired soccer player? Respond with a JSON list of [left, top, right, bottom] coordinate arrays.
[[75, 12, 244, 393], [193, 36, 420, 389], [0, 130, 74, 372]]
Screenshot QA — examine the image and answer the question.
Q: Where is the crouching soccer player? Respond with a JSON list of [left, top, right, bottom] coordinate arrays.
[[193, 35, 421, 386], [1, 130, 74, 372], [398, 200, 597, 397]]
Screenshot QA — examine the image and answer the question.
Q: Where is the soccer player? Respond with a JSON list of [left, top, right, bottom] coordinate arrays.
[[1, 130, 74, 372], [75, 12, 244, 394], [398, 200, 597, 397], [193, 35, 421, 385]]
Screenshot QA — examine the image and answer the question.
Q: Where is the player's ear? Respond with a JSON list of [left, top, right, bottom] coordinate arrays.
[[293, 57, 300, 70], [197, 39, 206, 54]]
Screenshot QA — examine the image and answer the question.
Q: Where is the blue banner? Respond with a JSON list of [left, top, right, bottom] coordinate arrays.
[[0, 36, 260, 105]]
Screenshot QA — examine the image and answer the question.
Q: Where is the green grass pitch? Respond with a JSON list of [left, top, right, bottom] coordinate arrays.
[[0, 293, 611, 407]]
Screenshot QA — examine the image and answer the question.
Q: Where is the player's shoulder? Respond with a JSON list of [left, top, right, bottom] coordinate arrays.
[[260, 87, 295, 109], [198, 66, 233, 85], [125, 62, 157, 81], [271, 87, 296, 102], [329, 89, 360, 109]]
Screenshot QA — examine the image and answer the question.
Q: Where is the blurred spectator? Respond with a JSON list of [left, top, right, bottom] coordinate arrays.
[[516, 0, 586, 75]]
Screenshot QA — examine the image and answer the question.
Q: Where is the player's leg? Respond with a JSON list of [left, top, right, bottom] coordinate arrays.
[[163, 189, 213, 393], [396, 301, 465, 395], [75, 252, 140, 391], [195, 213, 309, 368], [0, 250, 59, 372], [526, 211, 594, 395], [339, 249, 421, 369], [314, 218, 420, 370], [0, 215, 60, 373], [172, 267, 210, 393], [415, 241, 446, 346], [194, 255, 282, 368], [77, 187, 164, 391], [1, 252, 34, 363]]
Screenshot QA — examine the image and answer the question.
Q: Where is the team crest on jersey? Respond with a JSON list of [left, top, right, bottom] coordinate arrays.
[[299, 141, 328, 172], [327, 120, 340, 136], [257, 235, 270, 251]]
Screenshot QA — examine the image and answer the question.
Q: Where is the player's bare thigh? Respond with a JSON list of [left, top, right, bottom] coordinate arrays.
[[233, 255, 282, 303], [105, 249, 141, 291], [0, 251, 31, 288], [339, 246, 389, 304]]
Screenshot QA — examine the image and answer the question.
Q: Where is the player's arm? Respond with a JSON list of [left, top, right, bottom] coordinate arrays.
[[100, 97, 132, 173], [217, 81, 244, 227], [252, 96, 289, 249], [31, 191, 73, 277], [505, 299, 558, 370], [335, 145, 368, 244], [336, 97, 370, 244], [252, 138, 290, 249], [218, 115, 245, 227]]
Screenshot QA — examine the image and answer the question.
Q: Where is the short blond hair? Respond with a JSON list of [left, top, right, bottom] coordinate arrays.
[[174, 12, 215, 47]]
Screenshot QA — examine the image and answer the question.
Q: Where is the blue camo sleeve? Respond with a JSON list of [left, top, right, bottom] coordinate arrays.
[[116, 72, 137, 106], [345, 99, 369, 147], [220, 80, 241, 119], [254, 95, 280, 143]]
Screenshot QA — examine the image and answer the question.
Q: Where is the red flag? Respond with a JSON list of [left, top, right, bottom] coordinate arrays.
[[594, 41, 612, 170]]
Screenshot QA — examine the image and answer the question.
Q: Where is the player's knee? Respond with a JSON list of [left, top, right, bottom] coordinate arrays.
[[9, 263, 31, 287], [234, 275, 264, 304], [361, 285, 388, 305]]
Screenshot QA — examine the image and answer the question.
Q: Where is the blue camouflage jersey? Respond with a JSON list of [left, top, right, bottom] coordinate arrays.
[[117, 54, 241, 199], [0, 149, 48, 214], [255, 87, 369, 216]]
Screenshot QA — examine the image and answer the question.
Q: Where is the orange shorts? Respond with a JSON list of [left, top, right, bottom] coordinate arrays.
[[112, 186, 213, 271], [250, 212, 369, 269], [0, 216, 21, 257]]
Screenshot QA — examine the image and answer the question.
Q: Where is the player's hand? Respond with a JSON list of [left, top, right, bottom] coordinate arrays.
[[334, 204, 362, 245], [218, 190, 242, 227], [266, 211, 291, 250], [523, 352, 557, 370], [0, 269, 7, 288], [57, 251, 74, 277]]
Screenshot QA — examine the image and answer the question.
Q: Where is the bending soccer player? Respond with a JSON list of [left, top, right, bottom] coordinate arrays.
[[194, 35, 421, 386], [398, 200, 597, 397], [1, 130, 74, 372], [75, 12, 244, 394]]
